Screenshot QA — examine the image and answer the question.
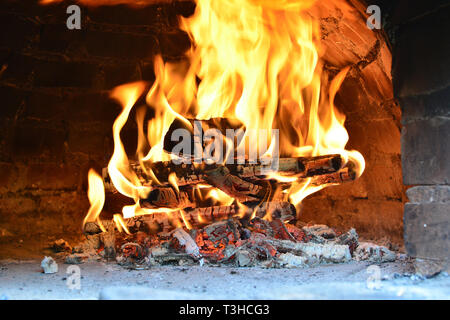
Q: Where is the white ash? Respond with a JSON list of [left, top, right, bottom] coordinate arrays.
[[353, 242, 396, 263], [40, 256, 58, 274], [266, 239, 351, 264], [235, 250, 255, 267], [171, 228, 202, 260], [278, 253, 308, 268]]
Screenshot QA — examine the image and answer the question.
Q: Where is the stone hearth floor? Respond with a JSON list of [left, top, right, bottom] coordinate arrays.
[[0, 259, 449, 299]]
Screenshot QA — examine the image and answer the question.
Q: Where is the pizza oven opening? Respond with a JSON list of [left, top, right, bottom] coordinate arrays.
[[0, 0, 448, 300]]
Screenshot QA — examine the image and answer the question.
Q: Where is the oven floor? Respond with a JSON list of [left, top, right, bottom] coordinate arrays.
[[0, 259, 448, 299]]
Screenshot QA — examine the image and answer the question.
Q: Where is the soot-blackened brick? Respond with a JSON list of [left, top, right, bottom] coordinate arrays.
[[0, 13, 39, 50], [12, 119, 67, 161], [24, 90, 67, 121], [0, 85, 27, 118], [393, 6, 450, 97], [101, 63, 141, 89], [39, 24, 85, 54], [1, 53, 35, 84], [404, 202, 449, 260], [401, 117, 450, 185], [26, 163, 81, 190], [67, 123, 110, 156], [33, 58, 99, 87], [158, 31, 190, 59], [140, 60, 156, 82], [64, 92, 121, 123], [84, 30, 158, 59], [86, 4, 164, 26], [400, 85, 450, 123]]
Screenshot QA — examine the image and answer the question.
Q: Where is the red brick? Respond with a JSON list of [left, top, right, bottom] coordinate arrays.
[[26, 163, 81, 190]]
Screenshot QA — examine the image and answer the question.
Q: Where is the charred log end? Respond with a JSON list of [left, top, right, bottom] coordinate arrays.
[[344, 163, 357, 181], [83, 222, 103, 235], [140, 187, 180, 209], [296, 160, 306, 173], [303, 154, 343, 176], [331, 155, 343, 171]]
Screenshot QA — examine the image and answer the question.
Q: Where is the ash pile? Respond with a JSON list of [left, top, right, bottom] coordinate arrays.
[[62, 208, 397, 269]]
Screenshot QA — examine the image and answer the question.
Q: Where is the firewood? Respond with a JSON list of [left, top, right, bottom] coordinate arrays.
[[85, 200, 297, 236], [102, 154, 350, 211], [104, 163, 354, 216], [310, 166, 356, 186], [123, 154, 344, 189], [137, 201, 295, 229], [139, 187, 194, 209]]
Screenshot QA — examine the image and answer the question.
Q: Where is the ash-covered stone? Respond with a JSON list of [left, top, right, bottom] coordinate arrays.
[[235, 249, 254, 267], [41, 256, 58, 274], [414, 258, 446, 278], [278, 252, 308, 268]]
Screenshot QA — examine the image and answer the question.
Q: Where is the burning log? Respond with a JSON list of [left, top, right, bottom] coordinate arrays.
[[102, 153, 353, 212], [83, 201, 296, 237], [310, 166, 356, 186], [140, 187, 194, 209], [122, 153, 344, 189], [137, 202, 295, 232]]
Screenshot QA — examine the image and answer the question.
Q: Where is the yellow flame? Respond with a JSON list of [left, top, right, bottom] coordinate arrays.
[[168, 173, 179, 193], [77, 0, 366, 228], [83, 169, 106, 231], [179, 210, 192, 230], [108, 82, 151, 200], [113, 214, 131, 235], [206, 188, 234, 206]]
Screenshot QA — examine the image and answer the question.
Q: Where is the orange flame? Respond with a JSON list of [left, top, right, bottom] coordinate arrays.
[[83, 169, 106, 232], [78, 0, 365, 227]]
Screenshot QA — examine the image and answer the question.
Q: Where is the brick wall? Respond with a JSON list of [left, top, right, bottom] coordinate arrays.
[[387, 0, 450, 266], [0, 0, 194, 236]]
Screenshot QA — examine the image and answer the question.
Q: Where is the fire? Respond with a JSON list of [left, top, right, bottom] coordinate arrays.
[[84, 169, 106, 232], [82, 0, 365, 228]]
